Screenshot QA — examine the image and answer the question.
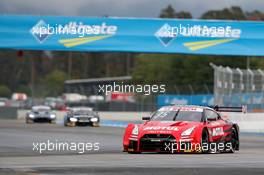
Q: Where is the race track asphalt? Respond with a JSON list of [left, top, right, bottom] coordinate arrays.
[[0, 120, 264, 175]]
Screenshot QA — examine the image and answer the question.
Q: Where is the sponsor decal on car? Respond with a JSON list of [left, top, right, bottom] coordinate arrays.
[[212, 127, 224, 136], [143, 126, 179, 131], [159, 106, 203, 112]]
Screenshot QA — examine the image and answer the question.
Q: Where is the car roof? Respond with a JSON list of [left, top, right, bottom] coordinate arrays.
[[32, 105, 51, 110], [70, 107, 93, 112], [160, 105, 213, 112]]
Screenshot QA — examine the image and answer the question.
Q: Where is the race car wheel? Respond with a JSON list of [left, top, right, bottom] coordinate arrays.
[[49, 120, 56, 124], [201, 129, 210, 153], [128, 149, 141, 154], [92, 122, 100, 127], [66, 122, 76, 127], [227, 127, 238, 153], [128, 151, 141, 154], [127, 141, 141, 154], [26, 118, 33, 124]]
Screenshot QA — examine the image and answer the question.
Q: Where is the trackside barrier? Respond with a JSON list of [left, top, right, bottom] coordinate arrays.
[[0, 107, 18, 119], [222, 112, 264, 133], [17, 110, 264, 133]]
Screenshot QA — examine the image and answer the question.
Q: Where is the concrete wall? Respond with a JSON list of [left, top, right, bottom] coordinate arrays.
[[17, 110, 150, 121], [17, 110, 264, 133], [0, 107, 18, 119], [222, 112, 264, 133]]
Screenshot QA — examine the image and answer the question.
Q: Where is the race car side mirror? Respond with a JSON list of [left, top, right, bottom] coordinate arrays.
[[142, 116, 150, 120]]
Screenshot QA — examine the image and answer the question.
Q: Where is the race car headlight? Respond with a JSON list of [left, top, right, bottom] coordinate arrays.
[[29, 114, 35, 118], [50, 114, 56, 118], [90, 117, 98, 122], [70, 118, 78, 122], [181, 127, 195, 137], [132, 125, 139, 135]]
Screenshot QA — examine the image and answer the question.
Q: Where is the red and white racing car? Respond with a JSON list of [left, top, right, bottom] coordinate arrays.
[[123, 105, 243, 154]]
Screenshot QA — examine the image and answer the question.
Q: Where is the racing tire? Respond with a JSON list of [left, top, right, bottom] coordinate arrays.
[[226, 127, 238, 153], [63, 117, 68, 126], [92, 122, 100, 127], [49, 120, 56, 124], [26, 118, 33, 124], [201, 129, 210, 153], [127, 151, 141, 154], [68, 122, 76, 127]]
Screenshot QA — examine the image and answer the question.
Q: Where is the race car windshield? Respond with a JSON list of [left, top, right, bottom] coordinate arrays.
[[151, 110, 203, 122], [74, 110, 94, 115], [34, 108, 50, 112]]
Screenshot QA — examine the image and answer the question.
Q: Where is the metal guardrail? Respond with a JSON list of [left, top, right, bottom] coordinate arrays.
[[211, 63, 264, 110], [0, 107, 18, 119]]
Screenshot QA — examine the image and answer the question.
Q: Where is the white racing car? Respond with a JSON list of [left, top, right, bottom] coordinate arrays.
[[64, 107, 100, 127], [26, 105, 56, 123]]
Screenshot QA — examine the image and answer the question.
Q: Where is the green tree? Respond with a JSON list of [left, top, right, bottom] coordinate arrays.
[[132, 54, 175, 85], [176, 11, 192, 19], [229, 6, 246, 20], [201, 6, 246, 20], [159, 5, 193, 19], [159, 5, 177, 18], [132, 53, 262, 94], [16, 85, 31, 96], [246, 10, 264, 20], [0, 85, 11, 97], [43, 70, 67, 97]]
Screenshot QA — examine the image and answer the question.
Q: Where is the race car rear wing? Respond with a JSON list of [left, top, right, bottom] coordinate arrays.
[[213, 105, 247, 113]]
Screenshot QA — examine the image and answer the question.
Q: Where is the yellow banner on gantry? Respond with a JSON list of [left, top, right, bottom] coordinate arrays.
[[184, 39, 236, 51], [59, 35, 112, 48]]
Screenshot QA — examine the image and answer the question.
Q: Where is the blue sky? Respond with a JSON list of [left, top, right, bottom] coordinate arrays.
[[0, 0, 263, 18]]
